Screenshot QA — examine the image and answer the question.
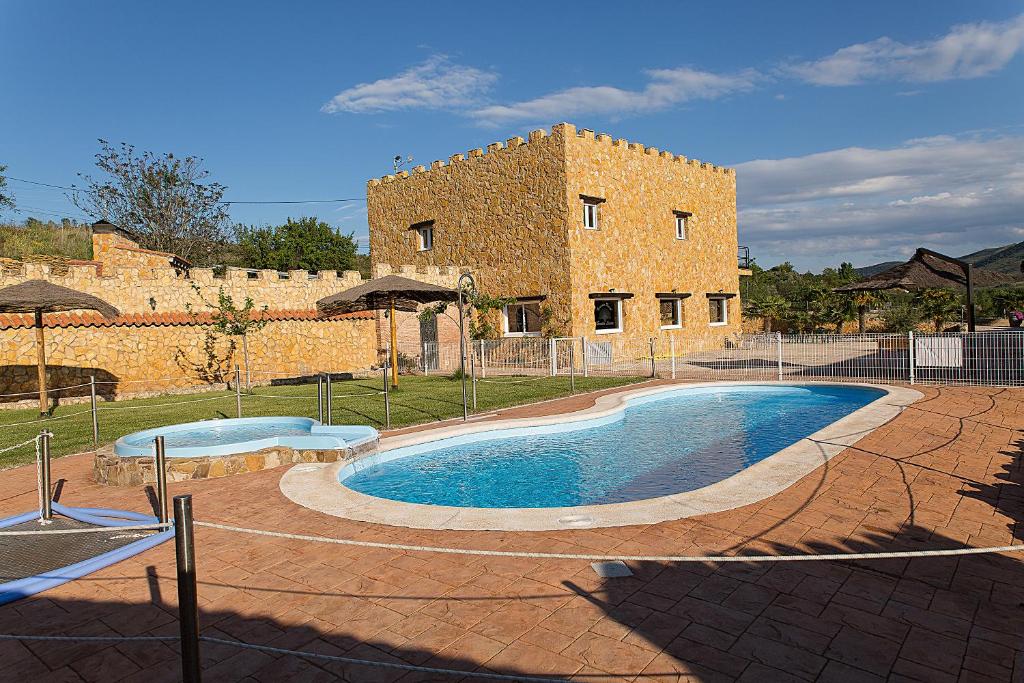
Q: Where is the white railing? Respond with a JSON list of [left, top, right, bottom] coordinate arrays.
[[419, 331, 1024, 387]]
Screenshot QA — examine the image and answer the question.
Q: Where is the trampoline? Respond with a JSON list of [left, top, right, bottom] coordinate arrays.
[[0, 502, 173, 606]]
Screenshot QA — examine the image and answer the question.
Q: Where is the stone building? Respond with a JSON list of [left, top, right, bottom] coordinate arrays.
[[368, 122, 750, 352]]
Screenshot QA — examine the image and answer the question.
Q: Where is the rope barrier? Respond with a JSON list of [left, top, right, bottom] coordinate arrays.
[[244, 391, 384, 400], [0, 410, 92, 428], [193, 520, 1024, 563], [0, 634, 180, 643], [0, 382, 95, 398], [0, 437, 40, 456], [198, 636, 572, 682], [478, 376, 558, 385], [97, 395, 235, 411], [0, 523, 171, 537]]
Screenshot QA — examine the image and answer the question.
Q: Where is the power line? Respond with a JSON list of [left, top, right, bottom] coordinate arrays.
[[7, 176, 366, 205], [7, 177, 75, 191], [221, 198, 365, 205]]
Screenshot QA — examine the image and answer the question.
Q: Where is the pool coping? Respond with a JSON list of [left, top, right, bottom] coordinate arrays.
[[279, 381, 923, 531]]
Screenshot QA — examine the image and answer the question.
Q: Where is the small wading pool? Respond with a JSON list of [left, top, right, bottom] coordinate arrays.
[[340, 384, 885, 508], [115, 417, 378, 458]]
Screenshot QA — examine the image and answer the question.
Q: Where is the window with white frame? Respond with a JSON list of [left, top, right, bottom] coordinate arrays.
[[594, 298, 622, 334], [582, 199, 600, 229], [416, 224, 433, 251], [674, 211, 689, 240], [708, 296, 728, 325], [659, 298, 683, 329], [503, 301, 542, 337]]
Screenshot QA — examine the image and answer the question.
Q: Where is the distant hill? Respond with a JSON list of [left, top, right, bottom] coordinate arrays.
[[856, 242, 1024, 278], [854, 261, 902, 278], [959, 241, 1024, 274]]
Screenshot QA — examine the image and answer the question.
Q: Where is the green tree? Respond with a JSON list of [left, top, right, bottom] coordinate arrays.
[[236, 217, 358, 272], [747, 293, 790, 332], [72, 140, 229, 264], [879, 299, 921, 333], [0, 164, 14, 212], [186, 285, 268, 390], [914, 288, 962, 333]]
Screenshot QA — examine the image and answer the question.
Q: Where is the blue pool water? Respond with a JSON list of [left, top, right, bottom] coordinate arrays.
[[342, 385, 884, 508], [114, 417, 379, 458]]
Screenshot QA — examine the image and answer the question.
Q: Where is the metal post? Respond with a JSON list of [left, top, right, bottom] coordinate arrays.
[[325, 373, 333, 426], [173, 495, 202, 683], [549, 338, 557, 377], [471, 348, 478, 411], [39, 430, 52, 521], [234, 365, 242, 419], [317, 374, 324, 423], [382, 364, 391, 429], [965, 263, 976, 332], [580, 336, 588, 377], [457, 273, 475, 422], [569, 344, 576, 393], [89, 374, 99, 447], [649, 338, 656, 378], [154, 436, 168, 525], [670, 337, 676, 380], [776, 332, 783, 381], [908, 331, 916, 385]]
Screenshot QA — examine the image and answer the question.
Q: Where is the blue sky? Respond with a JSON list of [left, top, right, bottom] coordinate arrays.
[[2, 1, 1022, 270]]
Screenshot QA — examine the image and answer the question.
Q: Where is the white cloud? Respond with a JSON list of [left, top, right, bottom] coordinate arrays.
[[322, 55, 497, 114], [736, 134, 1024, 269], [786, 14, 1024, 85], [469, 67, 760, 125]]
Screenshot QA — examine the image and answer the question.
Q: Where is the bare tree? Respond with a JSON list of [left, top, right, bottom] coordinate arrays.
[[72, 140, 229, 263], [0, 164, 15, 212]]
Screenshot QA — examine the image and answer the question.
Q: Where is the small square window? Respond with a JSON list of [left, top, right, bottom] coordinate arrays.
[[675, 215, 687, 240], [504, 302, 542, 337], [594, 298, 622, 334], [583, 201, 599, 230], [709, 297, 728, 326], [416, 225, 433, 251], [660, 299, 682, 329]]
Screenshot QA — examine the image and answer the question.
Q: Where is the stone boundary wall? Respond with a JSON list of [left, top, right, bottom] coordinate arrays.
[[0, 258, 461, 315], [0, 311, 379, 406]]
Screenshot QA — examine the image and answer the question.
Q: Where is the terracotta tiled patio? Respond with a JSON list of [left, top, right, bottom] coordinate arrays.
[[1, 382, 1022, 682]]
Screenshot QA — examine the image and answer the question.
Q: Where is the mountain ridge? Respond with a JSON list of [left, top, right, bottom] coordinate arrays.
[[855, 241, 1024, 277]]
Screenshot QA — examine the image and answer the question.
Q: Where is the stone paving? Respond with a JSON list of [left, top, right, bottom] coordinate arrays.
[[1, 382, 1022, 682]]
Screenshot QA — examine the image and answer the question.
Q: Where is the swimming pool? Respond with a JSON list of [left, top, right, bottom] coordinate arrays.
[[340, 384, 885, 508], [114, 417, 378, 458]]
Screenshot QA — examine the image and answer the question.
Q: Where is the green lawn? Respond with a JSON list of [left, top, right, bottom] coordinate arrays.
[[0, 374, 643, 469]]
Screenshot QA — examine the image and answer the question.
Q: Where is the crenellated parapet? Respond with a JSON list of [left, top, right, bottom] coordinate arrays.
[[366, 122, 734, 189], [0, 258, 464, 315]]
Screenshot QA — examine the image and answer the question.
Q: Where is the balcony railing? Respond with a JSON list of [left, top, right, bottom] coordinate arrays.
[[738, 246, 752, 269]]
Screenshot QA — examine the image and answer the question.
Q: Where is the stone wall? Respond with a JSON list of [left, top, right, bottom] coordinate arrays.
[[366, 122, 743, 347], [0, 230, 462, 404], [0, 258, 460, 316], [562, 124, 742, 346], [0, 311, 378, 404]]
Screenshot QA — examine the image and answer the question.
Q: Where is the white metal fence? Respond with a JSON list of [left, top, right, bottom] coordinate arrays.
[[421, 331, 1024, 387]]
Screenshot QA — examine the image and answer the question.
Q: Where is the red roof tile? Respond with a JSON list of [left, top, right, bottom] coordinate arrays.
[[0, 308, 374, 330]]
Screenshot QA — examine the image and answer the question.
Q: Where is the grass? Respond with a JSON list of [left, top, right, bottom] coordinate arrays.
[[0, 374, 643, 469]]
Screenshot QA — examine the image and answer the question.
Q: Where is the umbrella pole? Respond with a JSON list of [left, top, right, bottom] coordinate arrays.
[[389, 298, 399, 388], [35, 309, 48, 416]]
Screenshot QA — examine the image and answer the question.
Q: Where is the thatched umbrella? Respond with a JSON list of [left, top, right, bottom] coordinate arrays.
[[835, 248, 1018, 331], [0, 280, 119, 415], [317, 275, 458, 388]]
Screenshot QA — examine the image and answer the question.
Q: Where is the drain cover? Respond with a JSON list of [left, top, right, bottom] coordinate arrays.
[[557, 514, 595, 528], [290, 464, 321, 473], [591, 561, 633, 578]]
